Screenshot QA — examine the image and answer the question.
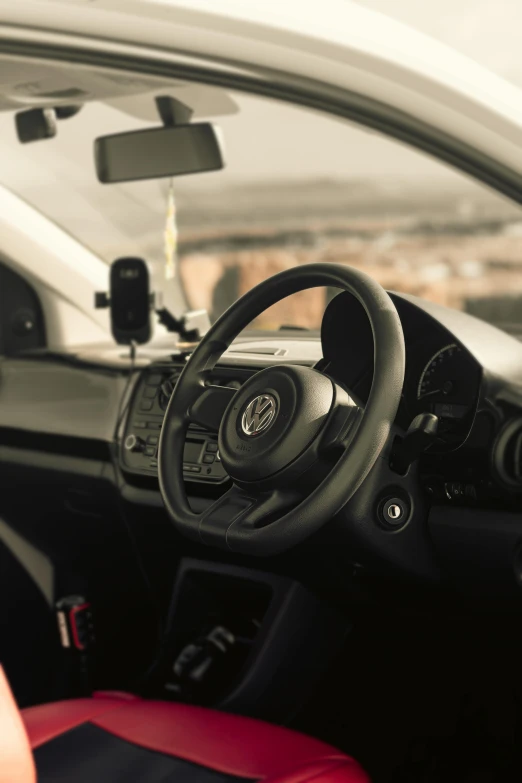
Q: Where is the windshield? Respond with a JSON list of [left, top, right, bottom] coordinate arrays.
[[2, 92, 522, 334]]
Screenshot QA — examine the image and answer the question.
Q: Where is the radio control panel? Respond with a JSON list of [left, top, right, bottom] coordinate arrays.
[[121, 362, 251, 483]]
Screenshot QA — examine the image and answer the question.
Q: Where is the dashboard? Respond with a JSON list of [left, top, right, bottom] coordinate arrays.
[[3, 289, 522, 591], [121, 325, 482, 487], [113, 290, 522, 517]]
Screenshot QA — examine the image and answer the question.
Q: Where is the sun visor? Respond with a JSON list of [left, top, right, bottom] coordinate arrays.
[[0, 57, 178, 108]]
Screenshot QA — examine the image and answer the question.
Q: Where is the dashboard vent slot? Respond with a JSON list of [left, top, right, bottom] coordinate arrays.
[[494, 418, 522, 487], [208, 369, 254, 390], [159, 369, 182, 411], [156, 367, 251, 412], [228, 346, 288, 357]]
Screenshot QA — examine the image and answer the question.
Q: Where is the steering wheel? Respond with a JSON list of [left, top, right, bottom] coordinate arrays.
[[158, 263, 405, 556]]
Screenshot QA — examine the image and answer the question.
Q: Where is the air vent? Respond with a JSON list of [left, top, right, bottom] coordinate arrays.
[[208, 368, 254, 390], [494, 418, 522, 487], [159, 370, 182, 411], [153, 365, 252, 412], [228, 346, 288, 357]]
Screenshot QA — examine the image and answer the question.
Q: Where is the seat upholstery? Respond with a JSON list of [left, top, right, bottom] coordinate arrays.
[[0, 668, 35, 783], [19, 690, 370, 783]]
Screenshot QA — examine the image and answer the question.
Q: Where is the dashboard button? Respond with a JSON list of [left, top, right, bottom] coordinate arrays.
[[144, 446, 156, 457], [147, 421, 162, 430], [143, 387, 157, 399], [134, 421, 147, 429], [206, 442, 219, 453], [139, 399, 153, 411], [146, 374, 162, 386], [147, 435, 159, 445], [124, 434, 145, 452], [202, 454, 215, 464]]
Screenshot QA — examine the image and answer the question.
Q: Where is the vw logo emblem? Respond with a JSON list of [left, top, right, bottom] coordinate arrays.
[[241, 394, 278, 436]]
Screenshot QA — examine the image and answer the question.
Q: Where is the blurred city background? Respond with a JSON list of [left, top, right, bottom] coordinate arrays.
[[176, 176, 522, 333]]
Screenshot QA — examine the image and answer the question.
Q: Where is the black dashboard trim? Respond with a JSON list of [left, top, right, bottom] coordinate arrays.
[[0, 445, 107, 478], [0, 427, 110, 461]]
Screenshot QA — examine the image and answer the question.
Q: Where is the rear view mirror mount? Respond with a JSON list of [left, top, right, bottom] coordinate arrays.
[[94, 95, 224, 184]]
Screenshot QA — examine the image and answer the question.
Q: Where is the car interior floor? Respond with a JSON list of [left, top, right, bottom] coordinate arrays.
[[291, 600, 522, 783]]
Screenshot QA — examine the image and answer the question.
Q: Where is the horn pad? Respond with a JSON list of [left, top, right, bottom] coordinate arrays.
[[218, 365, 334, 483]]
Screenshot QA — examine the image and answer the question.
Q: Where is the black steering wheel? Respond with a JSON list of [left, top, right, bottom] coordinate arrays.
[[158, 263, 405, 556]]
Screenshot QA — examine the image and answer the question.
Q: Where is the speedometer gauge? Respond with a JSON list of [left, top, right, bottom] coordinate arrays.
[[416, 342, 479, 440], [418, 343, 461, 401]]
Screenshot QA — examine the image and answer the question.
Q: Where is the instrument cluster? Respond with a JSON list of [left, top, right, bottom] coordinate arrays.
[[321, 291, 482, 451], [401, 339, 481, 451]]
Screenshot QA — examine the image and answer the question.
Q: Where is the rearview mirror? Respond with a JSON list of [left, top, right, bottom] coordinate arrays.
[[94, 122, 224, 183]]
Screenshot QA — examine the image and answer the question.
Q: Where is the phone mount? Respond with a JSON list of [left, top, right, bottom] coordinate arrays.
[[95, 257, 210, 347], [156, 307, 211, 344]]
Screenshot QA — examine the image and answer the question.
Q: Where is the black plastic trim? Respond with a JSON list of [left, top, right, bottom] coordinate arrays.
[[0, 427, 110, 461], [161, 558, 348, 722]]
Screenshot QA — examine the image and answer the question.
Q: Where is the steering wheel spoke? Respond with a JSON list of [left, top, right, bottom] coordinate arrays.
[[318, 397, 363, 453], [187, 383, 237, 432], [198, 484, 301, 550]]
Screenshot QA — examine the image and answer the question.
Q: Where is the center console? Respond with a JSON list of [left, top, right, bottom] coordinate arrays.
[[142, 559, 349, 722], [119, 358, 348, 723], [120, 360, 253, 483]]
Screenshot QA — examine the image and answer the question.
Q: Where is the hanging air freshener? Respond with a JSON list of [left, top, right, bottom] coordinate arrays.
[[164, 177, 177, 281]]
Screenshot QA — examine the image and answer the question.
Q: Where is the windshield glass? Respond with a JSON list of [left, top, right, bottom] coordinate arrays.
[[2, 91, 522, 334]]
